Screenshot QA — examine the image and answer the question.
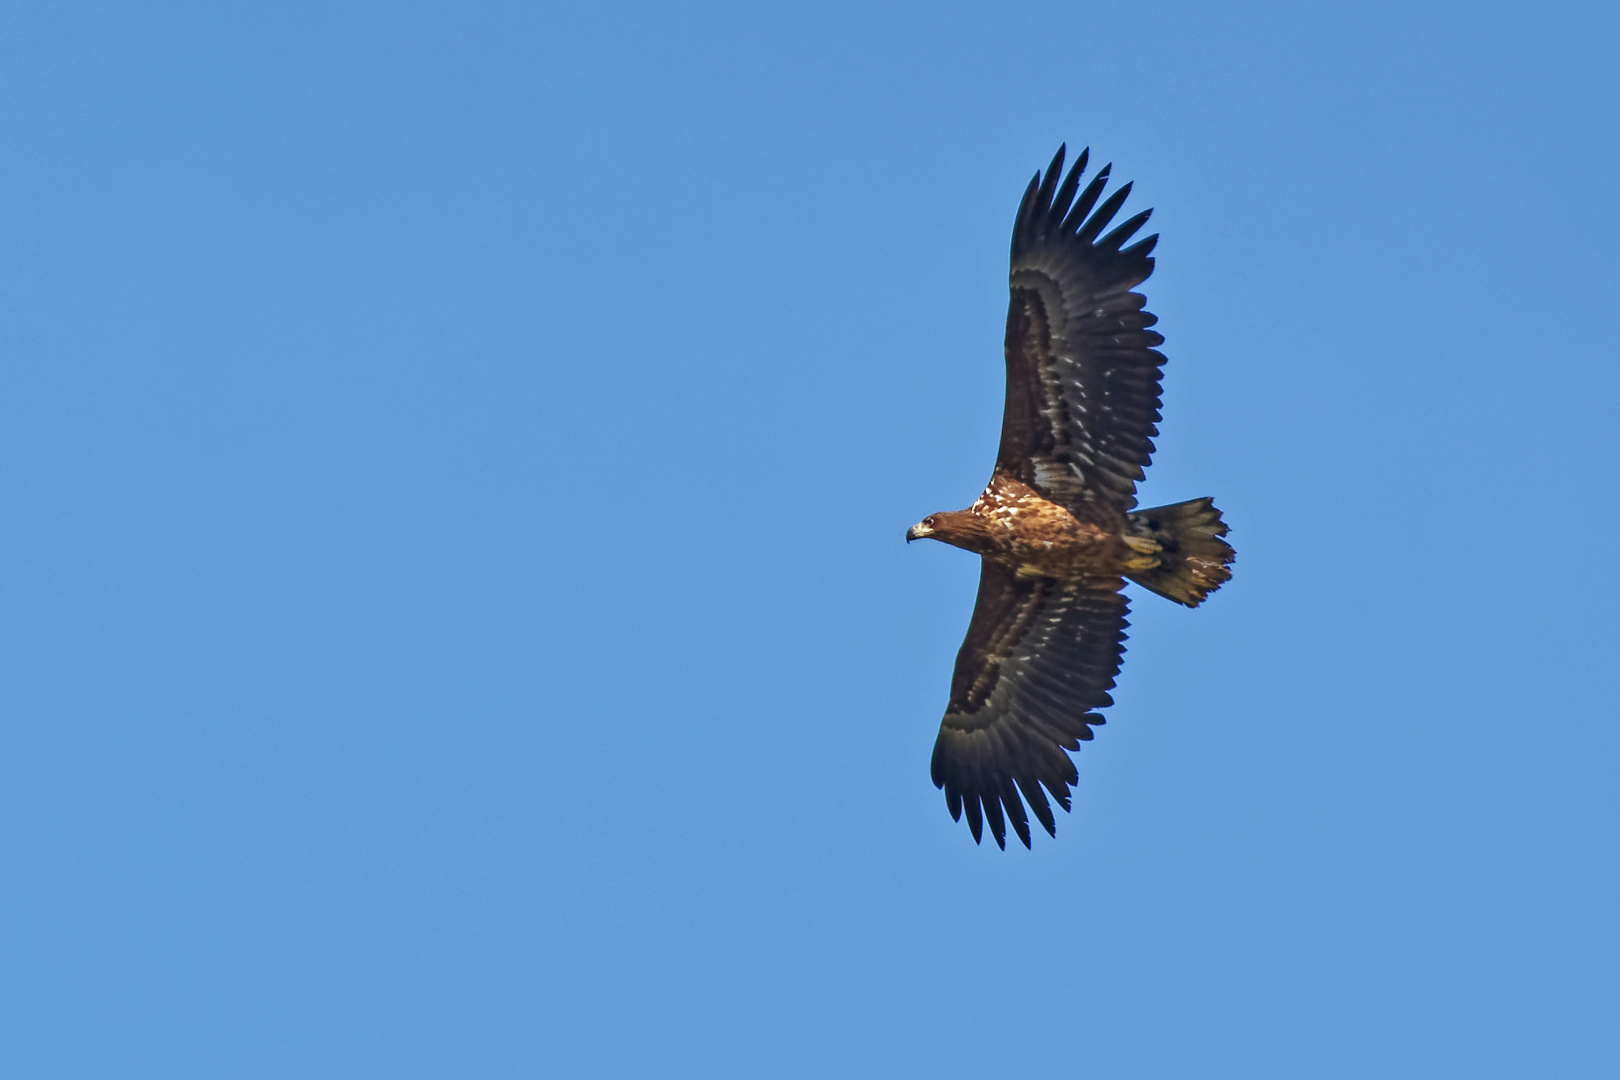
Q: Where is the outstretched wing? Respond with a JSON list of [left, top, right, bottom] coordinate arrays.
[[997, 145, 1165, 511], [931, 562, 1129, 848]]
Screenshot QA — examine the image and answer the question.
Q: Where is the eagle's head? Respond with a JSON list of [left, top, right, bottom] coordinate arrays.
[[907, 510, 994, 553]]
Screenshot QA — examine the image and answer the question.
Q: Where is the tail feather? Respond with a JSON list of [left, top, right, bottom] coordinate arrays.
[[1125, 498, 1234, 607]]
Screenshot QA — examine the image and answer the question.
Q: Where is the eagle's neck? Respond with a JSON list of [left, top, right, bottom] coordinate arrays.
[[926, 509, 999, 556]]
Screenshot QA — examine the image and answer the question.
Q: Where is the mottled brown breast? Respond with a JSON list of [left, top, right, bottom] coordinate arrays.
[[969, 474, 1134, 579]]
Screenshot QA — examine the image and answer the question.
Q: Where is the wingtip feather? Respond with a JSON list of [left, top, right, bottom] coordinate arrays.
[[1099, 207, 1153, 252], [1077, 182, 1134, 243], [1034, 145, 1065, 216], [964, 795, 985, 843], [1018, 776, 1058, 838], [1061, 165, 1112, 234], [983, 794, 1008, 849]]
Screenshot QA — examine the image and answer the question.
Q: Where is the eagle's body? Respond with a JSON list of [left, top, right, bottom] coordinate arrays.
[[908, 146, 1235, 849], [921, 474, 1152, 581]]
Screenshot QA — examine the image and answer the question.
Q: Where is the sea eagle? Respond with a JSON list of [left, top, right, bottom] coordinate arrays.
[[908, 145, 1234, 848]]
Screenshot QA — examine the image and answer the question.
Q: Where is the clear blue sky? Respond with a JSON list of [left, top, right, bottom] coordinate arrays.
[[2, 1, 1617, 1076]]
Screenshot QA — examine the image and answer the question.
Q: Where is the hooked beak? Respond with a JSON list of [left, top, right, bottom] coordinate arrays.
[[906, 521, 933, 543]]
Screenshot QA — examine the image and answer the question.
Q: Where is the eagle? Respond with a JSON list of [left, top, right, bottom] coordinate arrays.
[[907, 145, 1235, 849]]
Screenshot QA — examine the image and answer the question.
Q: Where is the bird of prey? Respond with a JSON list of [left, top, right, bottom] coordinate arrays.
[[907, 145, 1234, 849]]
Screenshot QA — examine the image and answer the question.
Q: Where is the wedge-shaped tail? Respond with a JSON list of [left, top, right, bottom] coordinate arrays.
[[1125, 498, 1234, 607]]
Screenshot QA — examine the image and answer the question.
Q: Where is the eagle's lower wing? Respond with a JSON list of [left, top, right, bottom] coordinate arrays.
[[997, 145, 1165, 511], [931, 561, 1129, 848]]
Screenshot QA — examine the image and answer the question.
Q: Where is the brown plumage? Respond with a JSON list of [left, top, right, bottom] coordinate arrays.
[[907, 145, 1235, 849]]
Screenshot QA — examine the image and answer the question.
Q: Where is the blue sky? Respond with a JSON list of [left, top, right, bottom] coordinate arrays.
[[2, 1, 1617, 1076]]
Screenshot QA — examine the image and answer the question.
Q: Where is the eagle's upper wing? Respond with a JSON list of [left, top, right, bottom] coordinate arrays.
[[997, 145, 1165, 511], [931, 561, 1129, 848]]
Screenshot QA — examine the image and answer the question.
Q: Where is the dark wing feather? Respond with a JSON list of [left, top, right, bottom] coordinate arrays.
[[997, 145, 1165, 511], [930, 561, 1130, 848]]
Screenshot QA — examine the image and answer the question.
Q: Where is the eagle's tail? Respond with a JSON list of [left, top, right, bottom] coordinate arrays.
[[1124, 498, 1234, 607]]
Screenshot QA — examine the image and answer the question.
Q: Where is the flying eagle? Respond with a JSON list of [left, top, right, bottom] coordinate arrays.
[[907, 145, 1234, 849]]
